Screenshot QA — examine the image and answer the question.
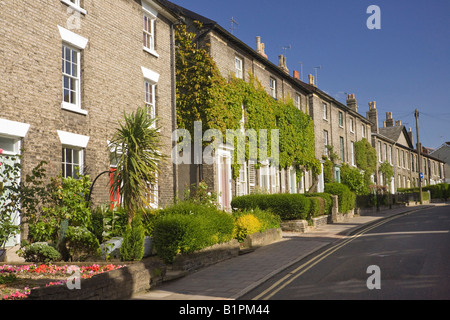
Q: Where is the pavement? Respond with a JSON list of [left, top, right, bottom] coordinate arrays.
[[130, 203, 439, 300]]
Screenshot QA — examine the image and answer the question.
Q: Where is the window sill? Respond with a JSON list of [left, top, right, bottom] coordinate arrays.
[[143, 47, 159, 58], [62, 102, 88, 115], [60, 0, 87, 15]]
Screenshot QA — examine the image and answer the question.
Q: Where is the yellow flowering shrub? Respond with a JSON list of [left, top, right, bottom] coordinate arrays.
[[233, 214, 261, 242]]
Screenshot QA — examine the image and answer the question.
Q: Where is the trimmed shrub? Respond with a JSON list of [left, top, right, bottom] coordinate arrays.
[[64, 226, 101, 261], [398, 183, 449, 201], [20, 242, 61, 263], [304, 193, 333, 215], [233, 214, 261, 242], [120, 214, 145, 261], [324, 182, 356, 213], [152, 201, 235, 264], [231, 194, 311, 220], [308, 197, 323, 219]]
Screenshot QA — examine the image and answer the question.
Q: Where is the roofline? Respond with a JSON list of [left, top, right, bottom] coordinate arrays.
[[163, 1, 372, 124], [147, 0, 183, 23]]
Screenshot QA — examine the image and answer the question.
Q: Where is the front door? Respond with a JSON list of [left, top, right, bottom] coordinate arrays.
[[216, 147, 232, 211]]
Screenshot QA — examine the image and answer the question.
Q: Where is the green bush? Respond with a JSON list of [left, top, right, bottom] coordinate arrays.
[[231, 194, 311, 220], [64, 226, 101, 261], [308, 197, 323, 219], [120, 214, 145, 261], [91, 205, 128, 243], [152, 201, 235, 264], [324, 182, 356, 213], [20, 242, 61, 263], [304, 193, 333, 215], [398, 183, 449, 200]]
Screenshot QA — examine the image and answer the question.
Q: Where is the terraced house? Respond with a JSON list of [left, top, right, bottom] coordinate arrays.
[[367, 107, 445, 192], [162, 0, 379, 210], [0, 0, 180, 247]]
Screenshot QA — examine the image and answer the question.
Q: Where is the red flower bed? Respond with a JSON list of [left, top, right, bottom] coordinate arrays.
[[0, 263, 125, 300]]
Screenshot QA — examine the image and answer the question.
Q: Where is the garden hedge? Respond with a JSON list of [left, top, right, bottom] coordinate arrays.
[[152, 201, 235, 264], [398, 183, 449, 200], [231, 193, 332, 221], [324, 182, 356, 214]]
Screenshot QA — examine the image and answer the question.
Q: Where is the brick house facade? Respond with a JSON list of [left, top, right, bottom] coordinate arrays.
[[162, 1, 380, 210], [0, 0, 180, 246], [367, 105, 445, 192]]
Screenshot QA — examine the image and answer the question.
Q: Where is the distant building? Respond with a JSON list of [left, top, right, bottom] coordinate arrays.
[[430, 142, 450, 184], [367, 107, 446, 192]]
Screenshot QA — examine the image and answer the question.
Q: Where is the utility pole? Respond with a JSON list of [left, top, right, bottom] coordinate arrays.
[[415, 109, 423, 204]]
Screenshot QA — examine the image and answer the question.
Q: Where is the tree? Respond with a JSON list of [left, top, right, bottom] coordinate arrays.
[[110, 107, 164, 224]]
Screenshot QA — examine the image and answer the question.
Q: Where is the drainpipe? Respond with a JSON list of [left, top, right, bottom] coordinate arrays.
[[171, 20, 183, 199]]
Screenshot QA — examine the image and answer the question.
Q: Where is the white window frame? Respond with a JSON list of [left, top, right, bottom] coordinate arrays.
[[323, 130, 329, 157], [57, 130, 89, 179], [378, 141, 382, 163], [270, 164, 278, 194], [295, 94, 301, 110], [338, 111, 343, 127], [145, 80, 156, 119], [349, 117, 354, 133], [362, 124, 366, 138], [62, 44, 81, 111], [58, 26, 88, 115], [142, 3, 158, 57], [340, 136, 345, 162], [269, 77, 277, 99], [323, 103, 328, 120], [60, 0, 87, 15], [288, 166, 297, 194], [236, 162, 247, 197], [259, 163, 270, 191], [389, 145, 393, 165], [235, 56, 243, 79], [61, 146, 84, 179], [351, 141, 355, 167]]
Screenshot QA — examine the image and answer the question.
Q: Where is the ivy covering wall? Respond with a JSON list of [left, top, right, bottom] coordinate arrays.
[[175, 23, 320, 179]]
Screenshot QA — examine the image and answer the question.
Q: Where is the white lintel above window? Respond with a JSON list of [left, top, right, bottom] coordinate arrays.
[[141, 66, 160, 84], [60, 0, 87, 15], [0, 118, 30, 138], [58, 25, 89, 50], [57, 130, 90, 149], [142, 1, 158, 19]]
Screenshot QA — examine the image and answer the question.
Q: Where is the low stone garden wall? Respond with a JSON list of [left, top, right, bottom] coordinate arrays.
[[26, 228, 283, 300]]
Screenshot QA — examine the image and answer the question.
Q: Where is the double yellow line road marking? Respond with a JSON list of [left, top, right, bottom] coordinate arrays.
[[252, 209, 419, 300]]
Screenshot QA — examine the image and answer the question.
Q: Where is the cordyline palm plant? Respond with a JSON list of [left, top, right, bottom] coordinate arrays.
[[110, 107, 164, 224]]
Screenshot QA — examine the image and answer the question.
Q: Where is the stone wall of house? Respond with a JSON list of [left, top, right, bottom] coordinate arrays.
[[0, 0, 176, 212]]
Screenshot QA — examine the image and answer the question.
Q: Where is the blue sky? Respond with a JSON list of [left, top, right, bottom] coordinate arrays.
[[169, 0, 450, 150]]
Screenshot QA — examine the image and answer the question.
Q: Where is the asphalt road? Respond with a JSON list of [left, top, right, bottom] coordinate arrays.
[[242, 204, 450, 300]]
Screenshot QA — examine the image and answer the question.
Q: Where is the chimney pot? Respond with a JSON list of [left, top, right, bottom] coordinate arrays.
[[256, 36, 268, 59], [308, 74, 315, 86], [293, 70, 299, 79], [346, 93, 358, 112]]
